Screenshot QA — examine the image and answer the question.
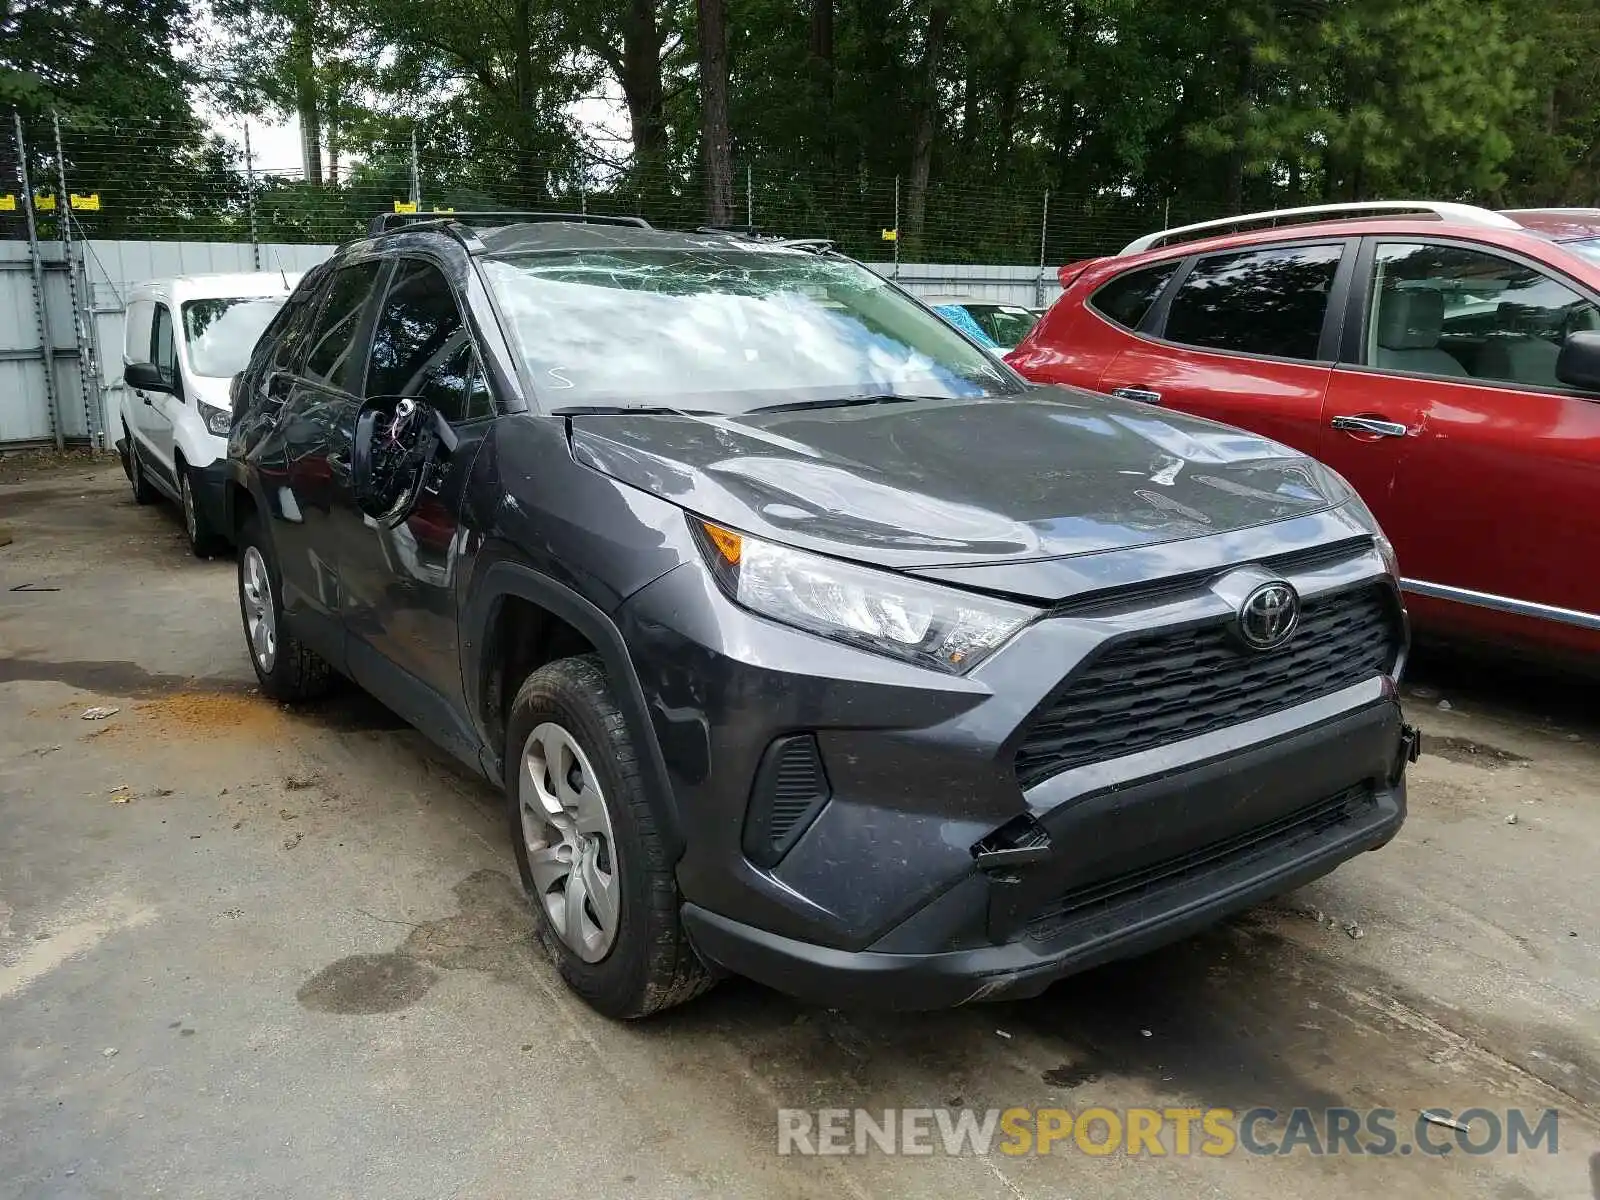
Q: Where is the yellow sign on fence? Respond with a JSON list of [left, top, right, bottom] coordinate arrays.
[[69, 193, 101, 211], [33, 193, 56, 212], [393, 200, 418, 214], [881, 228, 898, 242], [0, 195, 15, 212]]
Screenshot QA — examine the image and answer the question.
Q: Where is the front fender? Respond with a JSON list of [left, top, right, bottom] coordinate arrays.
[[460, 557, 686, 859]]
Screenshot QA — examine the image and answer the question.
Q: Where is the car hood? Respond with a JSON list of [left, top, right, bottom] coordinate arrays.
[[567, 386, 1345, 571], [187, 373, 233, 411]]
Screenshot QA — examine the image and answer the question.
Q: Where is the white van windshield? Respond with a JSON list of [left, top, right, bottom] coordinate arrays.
[[182, 297, 285, 378]]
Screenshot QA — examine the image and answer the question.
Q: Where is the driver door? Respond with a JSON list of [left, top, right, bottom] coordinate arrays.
[[335, 257, 498, 766]]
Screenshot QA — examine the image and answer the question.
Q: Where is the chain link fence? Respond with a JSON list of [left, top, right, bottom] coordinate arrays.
[[3, 113, 1228, 265], [0, 110, 1240, 450]]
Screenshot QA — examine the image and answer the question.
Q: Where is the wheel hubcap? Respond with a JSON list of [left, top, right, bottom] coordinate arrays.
[[240, 546, 277, 671], [518, 722, 620, 962]]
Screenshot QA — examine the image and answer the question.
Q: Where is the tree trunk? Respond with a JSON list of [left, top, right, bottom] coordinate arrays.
[[291, 14, 322, 187], [959, 49, 979, 159], [325, 75, 341, 188], [620, 0, 667, 199], [995, 62, 1019, 174], [810, 0, 834, 156], [904, 1, 951, 252], [1052, 1, 1086, 195], [511, 0, 543, 204], [698, 0, 734, 224]]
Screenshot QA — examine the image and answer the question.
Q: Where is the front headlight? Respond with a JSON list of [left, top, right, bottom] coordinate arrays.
[[691, 519, 1036, 674], [199, 400, 231, 437]]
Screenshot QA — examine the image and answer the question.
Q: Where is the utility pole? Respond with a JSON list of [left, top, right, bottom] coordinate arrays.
[[1036, 189, 1050, 306], [54, 110, 98, 446], [15, 111, 60, 450], [410, 128, 421, 209], [893, 174, 900, 279], [245, 122, 260, 270], [746, 164, 753, 229]]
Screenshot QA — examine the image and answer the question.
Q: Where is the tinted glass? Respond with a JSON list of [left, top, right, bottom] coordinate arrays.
[[270, 282, 322, 372], [304, 261, 382, 390], [480, 249, 1018, 411], [414, 340, 493, 424], [1090, 263, 1177, 330], [181, 297, 285, 378], [1369, 242, 1600, 388], [152, 305, 178, 374], [366, 260, 491, 421], [1164, 244, 1343, 360]]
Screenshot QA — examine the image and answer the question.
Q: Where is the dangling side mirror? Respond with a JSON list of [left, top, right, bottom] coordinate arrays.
[[351, 398, 458, 527]]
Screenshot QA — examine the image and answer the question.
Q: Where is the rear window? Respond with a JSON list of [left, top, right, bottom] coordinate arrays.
[[1089, 263, 1177, 330], [1163, 243, 1343, 361]]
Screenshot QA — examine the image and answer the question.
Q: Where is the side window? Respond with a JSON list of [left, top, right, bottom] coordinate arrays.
[[1367, 242, 1600, 388], [1163, 243, 1343, 360], [1089, 262, 1178, 330], [151, 305, 178, 375], [304, 261, 383, 391], [268, 283, 323, 372], [366, 260, 493, 423], [124, 300, 155, 364]]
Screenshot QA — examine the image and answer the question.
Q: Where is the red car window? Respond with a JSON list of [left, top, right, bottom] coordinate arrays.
[[1365, 242, 1600, 389], [1164, 243, 1343, 361], [1088, 262, 1178, 330]]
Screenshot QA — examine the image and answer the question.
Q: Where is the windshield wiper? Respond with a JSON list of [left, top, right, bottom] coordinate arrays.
[[551, 403, 718, 417], [742, 393, 926, 415]]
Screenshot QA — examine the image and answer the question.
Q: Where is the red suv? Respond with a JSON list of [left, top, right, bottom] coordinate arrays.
[[1009, 201, 1600, 661]]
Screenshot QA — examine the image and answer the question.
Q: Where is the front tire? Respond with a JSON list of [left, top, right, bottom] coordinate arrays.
[[235, 514, 332, 702], [179, 464, 226, 558], [506, 654, 713, 1018]]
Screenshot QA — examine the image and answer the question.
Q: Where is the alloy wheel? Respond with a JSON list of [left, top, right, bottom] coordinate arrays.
[[518, 721, 620, 962], [240, 546, 277, 672]]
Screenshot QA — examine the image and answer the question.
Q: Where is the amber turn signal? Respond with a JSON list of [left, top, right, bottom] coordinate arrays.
[[699, 521, 743, 565]]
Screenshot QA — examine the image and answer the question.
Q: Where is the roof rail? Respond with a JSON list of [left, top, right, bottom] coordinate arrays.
[[1118, 201, 1521, 256], [366, 211, 652, 237]]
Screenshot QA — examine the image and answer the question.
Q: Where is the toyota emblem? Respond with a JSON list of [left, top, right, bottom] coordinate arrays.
[[1236, 581, 1300, 651]]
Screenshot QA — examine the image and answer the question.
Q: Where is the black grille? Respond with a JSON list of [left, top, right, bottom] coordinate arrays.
[[743, 734, 831, 867], [1015, 585, 1400, 788], [1027, 784, 1374, 938]]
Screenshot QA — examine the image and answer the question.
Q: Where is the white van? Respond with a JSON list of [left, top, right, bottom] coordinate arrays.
[[118, 272, 300, 555]]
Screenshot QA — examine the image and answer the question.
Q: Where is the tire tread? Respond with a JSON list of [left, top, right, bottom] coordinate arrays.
[[510, 655, 713, 1018]]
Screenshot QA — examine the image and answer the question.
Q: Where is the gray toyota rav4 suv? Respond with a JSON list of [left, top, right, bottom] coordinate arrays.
[[225, 213, 1415, 1018]]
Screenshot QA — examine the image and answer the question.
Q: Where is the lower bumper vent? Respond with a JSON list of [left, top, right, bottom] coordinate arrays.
[[743, 734, 831, 868]]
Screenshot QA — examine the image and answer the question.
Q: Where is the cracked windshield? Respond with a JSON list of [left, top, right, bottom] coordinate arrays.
[[481, 249, 1016, 410]]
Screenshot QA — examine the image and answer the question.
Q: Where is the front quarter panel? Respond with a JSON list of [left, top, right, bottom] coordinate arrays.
[[455, 413, 696, 788]]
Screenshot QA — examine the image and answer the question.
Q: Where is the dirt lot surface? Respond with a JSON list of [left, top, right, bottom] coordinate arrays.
[[3, 461, 1598, 1199]]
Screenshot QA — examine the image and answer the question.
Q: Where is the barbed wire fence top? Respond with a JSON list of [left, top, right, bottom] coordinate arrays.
[[3, 113, 1231, 267]]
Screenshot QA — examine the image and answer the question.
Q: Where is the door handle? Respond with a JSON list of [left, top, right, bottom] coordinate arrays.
[[1112, 386, 1163, 405], [1331, 414, 1409, 438]]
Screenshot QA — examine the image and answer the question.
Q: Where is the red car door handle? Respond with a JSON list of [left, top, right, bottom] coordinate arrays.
[[1331, 414, 1409, 438]]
